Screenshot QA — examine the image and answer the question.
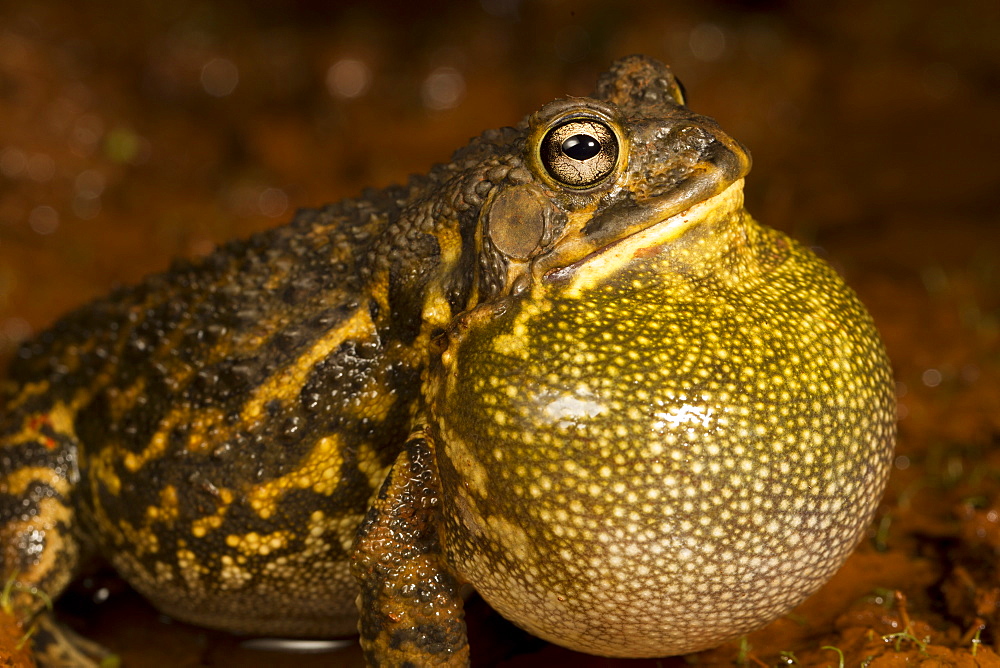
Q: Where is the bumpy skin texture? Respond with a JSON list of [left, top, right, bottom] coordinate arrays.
[[0, 56, 894, 667], [0, 105, 529, 654]]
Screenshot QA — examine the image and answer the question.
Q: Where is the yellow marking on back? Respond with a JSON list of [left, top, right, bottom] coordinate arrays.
[[123, 430, 168, 474], [1, 381, 52, 414], [118, 519, 160, 556], [45, 402, 77, 438], [224, 530, 292, 556], [242, 306, 377, 423], [113, 304, 375, 475], [147, 485, 179, 523], [1, 467, 72, 497], [1, 400, 78, 453], [421, 222, 463, 324], [423, 282, 456, 331], [105, 377, 148, 424], [183, 408, 229, 455], [190, 487, 235, 538], [248, 434, 345, 520], [91, 447, 122, 495], [436, 219, 463, 265], [122, 405, 225, 473]]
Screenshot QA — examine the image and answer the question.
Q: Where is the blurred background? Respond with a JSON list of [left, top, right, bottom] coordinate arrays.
[[0, 0, 998, 666]]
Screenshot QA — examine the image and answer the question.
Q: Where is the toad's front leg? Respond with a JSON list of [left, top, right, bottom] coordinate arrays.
[[351, 427, 469, 667]]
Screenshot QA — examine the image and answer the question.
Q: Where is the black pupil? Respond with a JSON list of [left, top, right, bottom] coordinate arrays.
[[561, 134, 601, 161]]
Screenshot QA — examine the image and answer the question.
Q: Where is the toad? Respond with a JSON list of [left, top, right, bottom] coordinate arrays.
[[0, 56, 895, 666]]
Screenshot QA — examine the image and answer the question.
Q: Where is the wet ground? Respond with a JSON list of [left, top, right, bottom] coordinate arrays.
[[1, 0, 999, 666]]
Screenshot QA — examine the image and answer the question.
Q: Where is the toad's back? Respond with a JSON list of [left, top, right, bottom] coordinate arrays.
[[1, 56, 894, 667], [0, 187, 426, 635]]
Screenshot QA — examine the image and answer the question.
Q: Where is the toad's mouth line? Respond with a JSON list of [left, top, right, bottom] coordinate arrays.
[[540, 178, 745, 292]]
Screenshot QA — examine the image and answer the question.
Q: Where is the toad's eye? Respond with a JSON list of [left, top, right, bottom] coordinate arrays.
[[540, 118, 618, 188]]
